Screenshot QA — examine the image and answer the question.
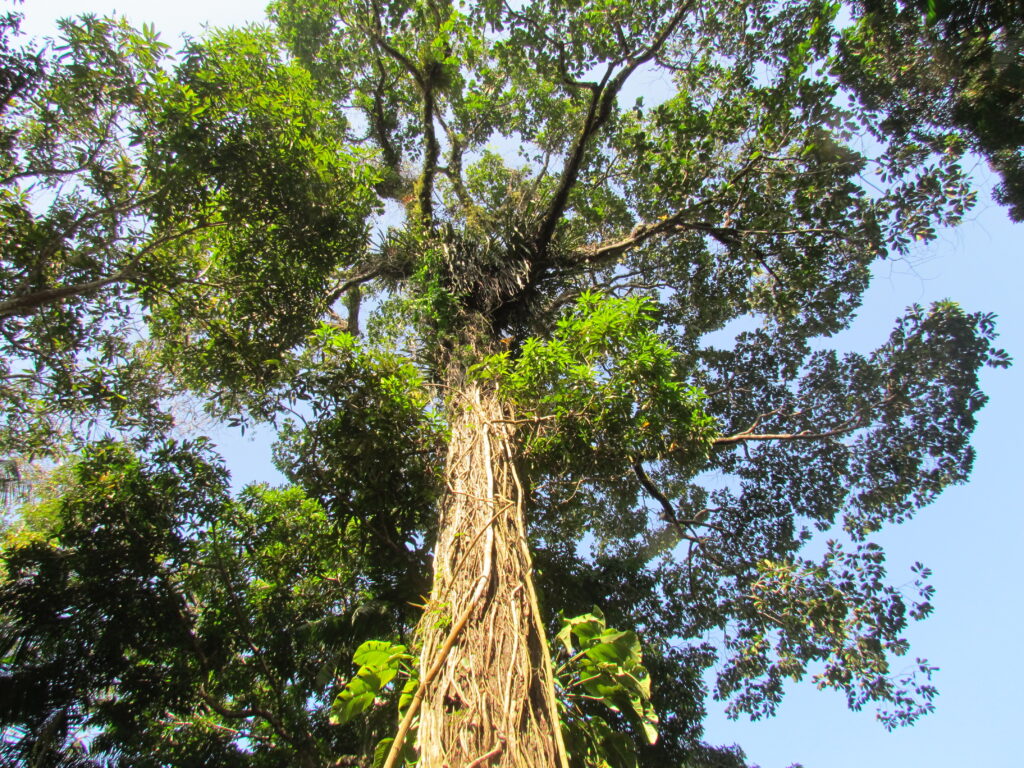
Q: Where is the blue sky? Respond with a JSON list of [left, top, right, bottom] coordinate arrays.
[[22, 3, 1023, 765], [698, 183, 1023, 768]]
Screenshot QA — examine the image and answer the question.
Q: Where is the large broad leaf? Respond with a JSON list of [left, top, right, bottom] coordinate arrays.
[[563, 715, 640, 768], [582, 629, 641, 667], [580, 671, 630, 705], [640, 700, 659, 745], [329, 639, 414, 724], [590, 717, 639, 768], [398, 670, 420, 716], [559, 608, 659, 748], [621, 693, 660, 745], [603, 731, 641, 768], [620, 667, 652, 701], [372, 736, 416, 768], [556, 607, 607, 652], [330, 664, 398, 724], [354, 640, 409, 668], [372, 738, 395, 768]]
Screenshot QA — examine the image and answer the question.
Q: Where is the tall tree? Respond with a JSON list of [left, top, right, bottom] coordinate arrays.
[[0, 1, 1014, 766]]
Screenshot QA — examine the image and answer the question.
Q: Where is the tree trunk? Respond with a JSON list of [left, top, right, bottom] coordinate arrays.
[[414, 383, 569, 768]]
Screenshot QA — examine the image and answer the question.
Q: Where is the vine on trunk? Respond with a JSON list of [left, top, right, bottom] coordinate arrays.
[[411, 384, 567, 768]]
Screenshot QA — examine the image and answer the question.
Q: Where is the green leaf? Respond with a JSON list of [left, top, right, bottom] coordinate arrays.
[[641, 700, 660, 745], [603, 731, 640, 768], [399, 671, 420, 716], [330, 664, 398, 724], [557, 607, 607, 652], [589, 717, 639, 768], [583, 630, 641, 667], [353, 640, 408, 668], [372, 735, 416, 768], [372, 738, 394, 768], [609, 667, 651, 701]]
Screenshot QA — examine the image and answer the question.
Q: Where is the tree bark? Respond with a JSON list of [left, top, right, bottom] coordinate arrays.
[[414, 384, 569, 768]]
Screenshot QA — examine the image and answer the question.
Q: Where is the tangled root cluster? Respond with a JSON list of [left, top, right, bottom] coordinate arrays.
[[414, 385, 567, 768]]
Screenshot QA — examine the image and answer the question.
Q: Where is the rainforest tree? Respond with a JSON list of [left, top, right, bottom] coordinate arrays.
[[0, 1, 1014, 766]]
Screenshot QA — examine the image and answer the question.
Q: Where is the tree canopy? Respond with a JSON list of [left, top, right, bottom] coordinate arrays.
[[0, 0, 1015, 766]]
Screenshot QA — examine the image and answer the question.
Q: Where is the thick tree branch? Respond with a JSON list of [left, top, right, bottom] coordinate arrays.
[[632, 459, 720, 531], [533, 66, 608, 249], [632, 459, 676, 520], [575, 209, 705, 263], [577, 204, 845, 266], [0, 221, 224, 319], [712, 421, 863, 445], [534, 1, 694, 256], [364, 3, 440, 224], [365, 63, 406, 198], [324, 263, 387, 307], [197, 687, 305, 753], [367, 23, 425, 88], [0, 271, 130, 319], [712, 404, 889, 446], [436, 110, 473, 209], [1, 163, 94, 187], [632, 460, 730, 571], [418, 76, 440, 224]]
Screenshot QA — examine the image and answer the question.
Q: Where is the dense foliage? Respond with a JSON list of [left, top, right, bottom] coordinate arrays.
[[0, 0, 1015, 765]]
